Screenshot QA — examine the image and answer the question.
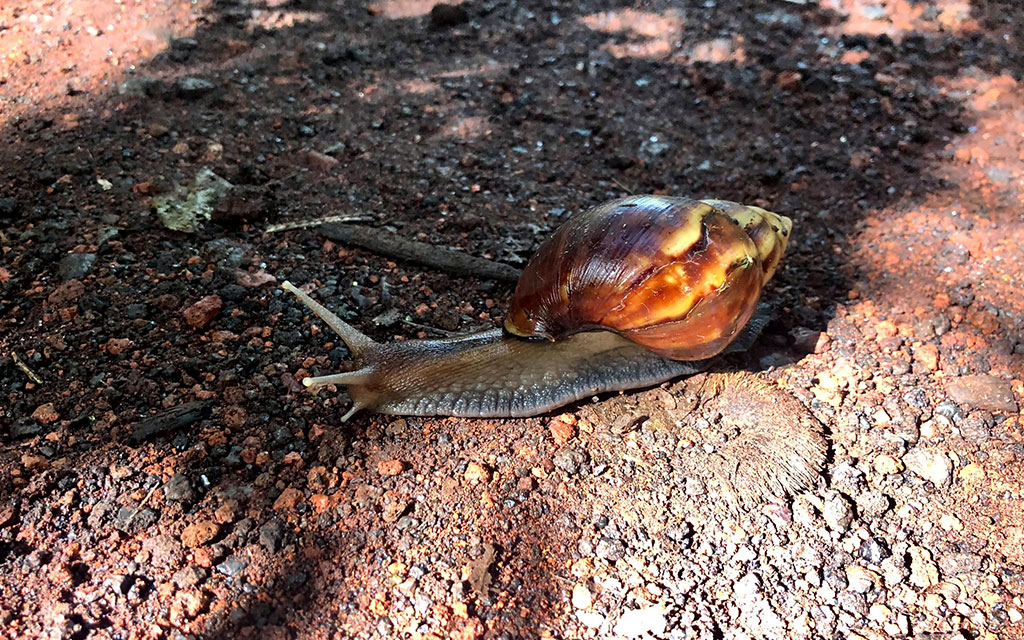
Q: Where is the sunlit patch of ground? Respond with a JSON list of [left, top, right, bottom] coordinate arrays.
[[0, 0, 203, 126], [687, 36, 747, 65], [579, 8, 685, 39], [578, 8, 747, 64], [849, 66, 1024, 377], [367, 0, 462, 20], [579, 8, 684, 60], [935, 70, 1024, 215], [432, 115, 491, 142], [824, 0, 980, 40], [400, 78, 440, 95], [245, 9, 325, 31]]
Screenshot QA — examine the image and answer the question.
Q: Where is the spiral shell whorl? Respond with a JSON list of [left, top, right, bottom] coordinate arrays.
[[504, 195, 792, 361]]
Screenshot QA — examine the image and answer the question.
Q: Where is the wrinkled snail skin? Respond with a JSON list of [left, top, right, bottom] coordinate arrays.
[[282, 195, 792, 421]]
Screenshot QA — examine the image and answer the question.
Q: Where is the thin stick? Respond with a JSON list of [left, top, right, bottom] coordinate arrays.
[[128, 483, 160, 524], [11, 352, 43, 384], [611, 178, 635, 194], [318, 223, 522, 283], [265, 214, 374, 233], [401, 319, 460, 336]]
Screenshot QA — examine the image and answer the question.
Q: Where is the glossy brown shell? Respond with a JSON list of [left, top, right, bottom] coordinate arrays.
[[504, 195, 792, 360]]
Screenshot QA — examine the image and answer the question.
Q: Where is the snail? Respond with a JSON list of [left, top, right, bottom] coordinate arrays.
[[282, 195, 792, 421]]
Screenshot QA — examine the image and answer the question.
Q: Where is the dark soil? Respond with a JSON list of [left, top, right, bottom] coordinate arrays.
[[2, 0, 1022, 638]]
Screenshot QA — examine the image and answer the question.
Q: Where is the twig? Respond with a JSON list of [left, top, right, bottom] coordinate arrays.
[[11, 352, 43, 384], [128, 483, 160, 524], [319, 223, 522, 283], [611, 177, 635, 194], [129, 400, 212, 444], [265, 214, 374, 233], [401, 319, 460, 337]]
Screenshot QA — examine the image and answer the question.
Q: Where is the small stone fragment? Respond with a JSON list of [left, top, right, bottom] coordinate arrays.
[[214, 500, 241, 525], [903, 448, 952, 486], [613, 605, 667, 638], [914, 344, 939, 371], [32, 403, 60, 425], [48, 280, 85, 307], [938, 552, 982, 576], [0, 197, 20, 219], [273, 487, 304, 511], [880, 556, 909, 587], [734, 572, 761, 600], [170, 588, 209, 625], [939, 513, 963, 531], [175, 76, 218, 98], [143, 534, 184, 568], [552, 449, 586, 475], [429, 3, 468, 28], [464, 462, 491, 483], [822, 492, 854, 531], [216, 555, 248, 577], [164, 474, 196, 503], [868, 603, 890, 623], [872, 454, 903, 475], [909, 546, 939, 587], [58, 253, 96, 281], [576, 611, 605, 629], [181, 520, 220, 548], [377, 459, 404, 476], [549, 419, 576, 445], [184, 295, 222, 329], [945, 375, 1018, 413], [571, 583, 593, 609], [11, 418, 43, 439], [792, 494, 817, 527], [236, 270, 277, 288], [845, 566, 878, 593], [855, 490, 891, 519], [105, 338, 134, 356], [259, 520, 284, 552], [298, 149, 341, 171], [859, 537, 890, 564], [595, 537, 626, 562], [172, 566, 207, 589]]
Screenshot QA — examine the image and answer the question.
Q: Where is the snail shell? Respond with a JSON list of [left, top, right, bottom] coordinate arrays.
[[505, 195, 792, 360]]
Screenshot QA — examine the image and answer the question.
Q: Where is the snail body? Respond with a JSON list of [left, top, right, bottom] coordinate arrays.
[[283, 195, 792, 420]]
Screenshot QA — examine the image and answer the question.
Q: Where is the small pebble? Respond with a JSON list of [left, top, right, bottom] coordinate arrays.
[[377, 459, 404, 476], [903, 448, 952, 486], [613, 605, 667, 638], [945, 375, 1018, 413], [823, 492, 854, 531], [175, 76, 218, 99], [909, 546, 939, 587], [595, 537, 626, 562], [0, 197, 20, 219], [183, 295, 222, 329], [873, 454, 903, 475], [571, 583, 592, 609], [58, 253, 96, 281], [181, 520, 220, 548], [429, 3, 468, 28], [463, 462, 491, 483]]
